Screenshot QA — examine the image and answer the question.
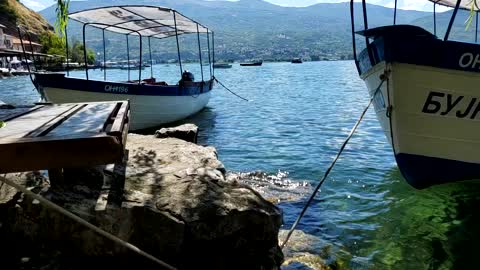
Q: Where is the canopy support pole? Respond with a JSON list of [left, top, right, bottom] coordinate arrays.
[[103, 29, 106, 81], [444, 0, 462, 41], [173, 11, 183, 76], [434, 3, 437, 36], [126, 35, 130, 82], [148, 37, 153, 78], [476, 11, 479, 43], [350, 0, 360, 74], [212, 31, 215, 77], [207, 30, 212, 79], [138, 34, 142, 84], [361, 0, 374, 66], [197, 24, 204, 82], [65, 26, 69, 76], [83, 24, 88, 80], [393, 0, 397, 25]]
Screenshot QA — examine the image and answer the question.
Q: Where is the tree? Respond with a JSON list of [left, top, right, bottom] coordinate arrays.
[[70, 41, 96, 65], [39, 31, 66, 56]]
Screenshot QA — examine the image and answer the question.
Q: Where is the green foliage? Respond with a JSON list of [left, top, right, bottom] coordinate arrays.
[[55, 0, 70, 39], [0, 1, 18, 21], [465, 0, 476, 30], [70, 40, 96, 65], [39, 31, 66, 56]]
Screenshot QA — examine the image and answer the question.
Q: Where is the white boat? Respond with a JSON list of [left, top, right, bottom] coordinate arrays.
[[31, 5, 216, 130], [350, 0, 480, 188]]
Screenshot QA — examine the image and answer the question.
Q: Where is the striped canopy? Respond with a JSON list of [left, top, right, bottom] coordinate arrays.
[[68, 5, 210, 39], [429, 0, 480, 11]]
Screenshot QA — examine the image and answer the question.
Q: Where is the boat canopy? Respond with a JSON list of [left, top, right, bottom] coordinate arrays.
[[68, 5, 209, 39], [428, 0, 480, 11]]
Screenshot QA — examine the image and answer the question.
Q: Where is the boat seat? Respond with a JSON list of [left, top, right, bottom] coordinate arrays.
[[142, 77, 156, 84], [150, 81, 167, 86]]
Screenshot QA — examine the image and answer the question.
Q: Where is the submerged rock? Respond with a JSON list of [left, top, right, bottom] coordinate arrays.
[[0, 131, 283, 269]]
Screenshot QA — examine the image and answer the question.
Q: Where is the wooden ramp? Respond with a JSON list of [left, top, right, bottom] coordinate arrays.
[[0, 101, 130, 175]]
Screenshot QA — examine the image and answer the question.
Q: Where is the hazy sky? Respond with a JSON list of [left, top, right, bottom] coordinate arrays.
[[20, 0, 448, 12]]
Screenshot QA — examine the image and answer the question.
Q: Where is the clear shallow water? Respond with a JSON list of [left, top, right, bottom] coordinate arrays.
[[2, 61, 480, 269]]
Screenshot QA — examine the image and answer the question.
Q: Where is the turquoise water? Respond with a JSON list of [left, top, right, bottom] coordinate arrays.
[[2, 61, 480, 269]]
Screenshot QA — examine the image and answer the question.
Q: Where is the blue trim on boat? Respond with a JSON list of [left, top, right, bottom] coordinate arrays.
[[34, 73, 213, 96], [357, 25, 480, 76], [395, 153, 480, 189]]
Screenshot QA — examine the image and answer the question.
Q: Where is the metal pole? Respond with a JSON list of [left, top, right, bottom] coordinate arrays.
[[26, 31, 38, 71], [65, 26, 69, 76], [393, 0, 397, 25], [444, 0, 461, 41], [350, 0, 359, 74], [212, 31, 215, 77], [138, 34, 142, 84], [206, 30, 212, 79], [197, 24, 204, 82], [173, 11, 183, 76], [83, 24, 88, 80], [476, 11, 479, 43], [103, 29, 106, 81], [16, 26, 34, 85], [361, 0, 374, 65], [148, 37, 153, 78], [434, 3, 437, 36], [126, 35, 130, 81]]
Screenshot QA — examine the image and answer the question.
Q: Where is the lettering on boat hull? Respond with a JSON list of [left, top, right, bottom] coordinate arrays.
[[105, 85, 129, 93], [422, 91, 480, 119]]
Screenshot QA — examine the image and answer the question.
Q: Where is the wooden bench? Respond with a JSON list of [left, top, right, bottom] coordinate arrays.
[[0, 101, 130, 196]]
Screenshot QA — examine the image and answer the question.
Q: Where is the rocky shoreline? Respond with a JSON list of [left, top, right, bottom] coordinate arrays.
[[0, 124, 284, 269]]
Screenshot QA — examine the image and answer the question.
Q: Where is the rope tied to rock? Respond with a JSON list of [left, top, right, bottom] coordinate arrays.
[[0, 175, 177, 270], [280, 70, 390, 249], [213, 76, 250, 102]]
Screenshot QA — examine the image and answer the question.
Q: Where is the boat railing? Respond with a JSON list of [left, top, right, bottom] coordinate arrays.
[[66, 7, 215, 86], [350, 0, 475, 75]]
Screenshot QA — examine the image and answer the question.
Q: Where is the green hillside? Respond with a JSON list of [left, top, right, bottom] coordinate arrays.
[[38, 0, 437, 62], [39, 0, 479, 62], [0, 0, 53, 41]]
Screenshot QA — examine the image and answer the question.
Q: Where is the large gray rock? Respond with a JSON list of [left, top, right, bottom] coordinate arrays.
[[154, 123, 199, 143], [0, 133, 283, 269]]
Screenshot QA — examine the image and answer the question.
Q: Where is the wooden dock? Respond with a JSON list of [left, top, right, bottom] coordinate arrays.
[[0, 101, 130, 181]]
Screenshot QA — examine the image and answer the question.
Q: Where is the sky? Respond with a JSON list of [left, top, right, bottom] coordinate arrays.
[[20, 0, 449, 12]]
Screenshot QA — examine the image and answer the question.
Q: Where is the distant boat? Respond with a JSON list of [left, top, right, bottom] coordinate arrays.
[[119, 65, 145, 70], [240, 60, 263, 66], [291, 58, 302, 64], [213, 63, 232, 69]]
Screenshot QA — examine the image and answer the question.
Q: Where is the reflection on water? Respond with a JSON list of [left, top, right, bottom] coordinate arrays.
[[1, 61, 480, 269]]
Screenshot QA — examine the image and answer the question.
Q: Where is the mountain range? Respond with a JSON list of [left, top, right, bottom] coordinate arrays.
[[38, 0, 477, 61]]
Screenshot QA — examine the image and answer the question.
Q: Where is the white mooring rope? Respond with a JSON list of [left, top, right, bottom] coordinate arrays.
[[280, 71, 389, 249], [0, 175, 177, 270]]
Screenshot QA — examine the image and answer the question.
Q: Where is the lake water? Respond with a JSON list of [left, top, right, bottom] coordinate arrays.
[[2, 61, 480, 269]]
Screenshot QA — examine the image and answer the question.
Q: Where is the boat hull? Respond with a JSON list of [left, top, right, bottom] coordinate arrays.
[[363, 61, 480, 188], [35, 73, 212, 130]]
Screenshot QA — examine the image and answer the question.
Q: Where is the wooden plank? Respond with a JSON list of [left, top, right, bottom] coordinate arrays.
[[0, 135, 124, 173], [0, 105, 44, 122], [44, 102, 118, 138], [26, 104, 85, 138], [108, 101, 129, 135], [0, 105, 75, 138]]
